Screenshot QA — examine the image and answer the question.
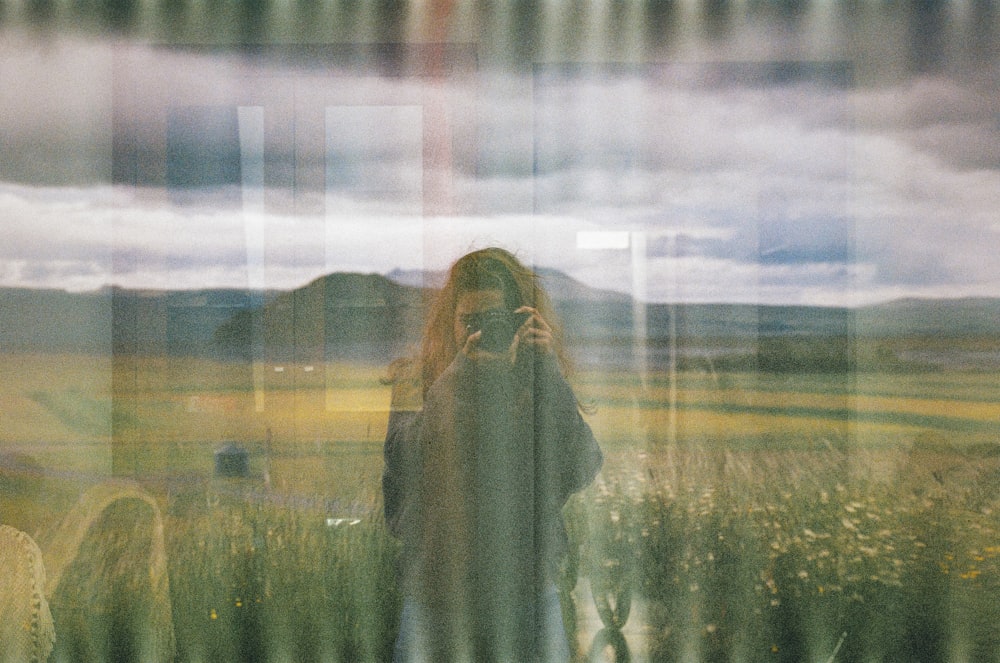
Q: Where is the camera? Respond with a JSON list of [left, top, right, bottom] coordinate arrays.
[[465, 310, 530, 353]]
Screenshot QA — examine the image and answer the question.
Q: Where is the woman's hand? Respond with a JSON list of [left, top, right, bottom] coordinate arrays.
[[461, 306, 553, 365], [460, 329, 488, 358], [461, 328, 515, 365], [511, 306, 554, 361]]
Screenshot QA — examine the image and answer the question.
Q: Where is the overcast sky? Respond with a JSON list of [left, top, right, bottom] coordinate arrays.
[[1, 3, 999, 305]]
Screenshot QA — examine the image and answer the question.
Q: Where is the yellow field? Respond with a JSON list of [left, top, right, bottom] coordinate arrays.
[[3, 353, 998, 496]]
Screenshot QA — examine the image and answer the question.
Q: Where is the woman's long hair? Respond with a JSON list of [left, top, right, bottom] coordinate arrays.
[[420, 247, 570, 398]]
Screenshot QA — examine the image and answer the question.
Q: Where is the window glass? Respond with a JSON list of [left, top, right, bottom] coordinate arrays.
[[1, 9, 998, 663]]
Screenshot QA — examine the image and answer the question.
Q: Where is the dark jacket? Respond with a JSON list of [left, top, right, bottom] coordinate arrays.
[[382, 351, 602, 660]]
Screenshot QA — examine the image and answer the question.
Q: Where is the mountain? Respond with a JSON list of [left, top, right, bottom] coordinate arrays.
[[383, 267, 631, 305], [3, 274, 999, 371], [0, 286, 273, 357], [0, 287, 111, 354], [858, 297, 1000, 337], [535, 269, 631, 304], [110, 287, 277, 357], [384, 268, 446, 290], [556, 300, 856, 342], [213, 273, 425, 362]]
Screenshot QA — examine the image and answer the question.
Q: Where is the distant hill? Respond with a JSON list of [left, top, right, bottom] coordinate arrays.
[[0, 287, 111, 354], [555, 300, 856, 342], [857, 297, 1000, 337], [110, 287, 277, 357], [384, 268, 446, 290], [0, 286, 273, 357], [384, 267, 631, 305], [213, 273, 425, 362], [2, 273, 999, 371]]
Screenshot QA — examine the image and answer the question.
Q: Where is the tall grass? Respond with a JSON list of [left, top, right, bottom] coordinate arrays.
[[572, 446, 1000, 662], [164, 486, 400, 663], [26, 444, 998, 663]]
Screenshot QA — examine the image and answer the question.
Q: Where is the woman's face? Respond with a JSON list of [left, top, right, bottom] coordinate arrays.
[[454, 289, 505, 347]]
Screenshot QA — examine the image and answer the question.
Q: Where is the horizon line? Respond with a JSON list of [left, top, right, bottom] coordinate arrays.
[[2, 273, 998, 310]]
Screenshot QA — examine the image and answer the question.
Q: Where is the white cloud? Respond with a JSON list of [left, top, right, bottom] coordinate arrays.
[[0, 34, 113, 184], [2, 32, 1000, 305]]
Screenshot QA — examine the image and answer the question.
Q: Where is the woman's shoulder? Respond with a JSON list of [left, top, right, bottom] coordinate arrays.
[[385, 356, 423, 411]]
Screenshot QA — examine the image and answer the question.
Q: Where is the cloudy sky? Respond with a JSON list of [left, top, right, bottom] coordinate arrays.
[[1, 2, 998, 306]]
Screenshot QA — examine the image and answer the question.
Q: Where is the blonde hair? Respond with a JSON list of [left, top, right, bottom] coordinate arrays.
[[419, 247, 570, 397]]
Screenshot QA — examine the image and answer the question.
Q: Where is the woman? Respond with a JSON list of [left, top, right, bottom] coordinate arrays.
[[382, 247, 603, 662]]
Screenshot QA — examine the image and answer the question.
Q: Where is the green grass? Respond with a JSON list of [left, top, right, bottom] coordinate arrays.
[[163, 488, 399, 663], [27, 389, 113, 437], [2, 353, 999, 661], [572, 447, 1000, 662]]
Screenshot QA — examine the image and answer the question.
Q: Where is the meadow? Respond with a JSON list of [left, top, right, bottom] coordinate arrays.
[[1, 353, 998, 661]]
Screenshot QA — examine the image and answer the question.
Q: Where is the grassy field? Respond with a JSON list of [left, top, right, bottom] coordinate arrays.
[[1, 353, 999, 661]]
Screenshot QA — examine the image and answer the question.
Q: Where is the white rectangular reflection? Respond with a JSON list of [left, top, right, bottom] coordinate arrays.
[[238, 106, 267, 413], [238, 106, 265, 288], [576, 230, 631, 250]]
